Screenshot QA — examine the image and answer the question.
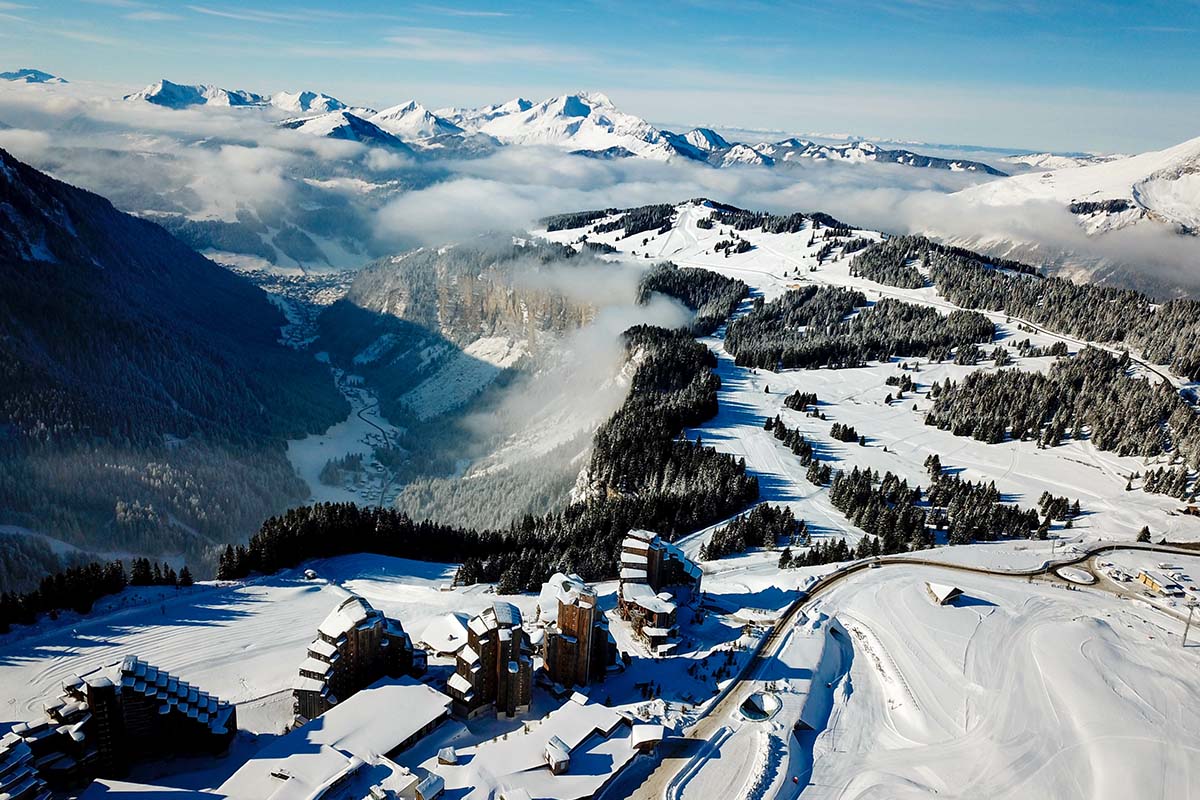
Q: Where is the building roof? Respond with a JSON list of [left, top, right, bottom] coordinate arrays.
[[491, 601, 522, 628], [538, 573, 596, 623], [418, 612, 471, 655], [317, 594, 381, 640], [926, 582, 964, 605], [630, 724, 665, 749], [620, 581, 675, 615], [220, 677, 450, 800]]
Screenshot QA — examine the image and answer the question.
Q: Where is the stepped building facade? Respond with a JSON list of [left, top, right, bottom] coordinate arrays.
[[0, 732, 51, 800], [293, 593, 424, 722], [12, 656, 235, 789], [617, 529, 702, 654], [540, 573, 616, 688], [446, 602, 533, 719]]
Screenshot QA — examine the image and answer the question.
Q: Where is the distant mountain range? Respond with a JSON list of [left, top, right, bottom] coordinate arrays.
[[119, 79, 1008, 174], [0, 68, 66, 84]]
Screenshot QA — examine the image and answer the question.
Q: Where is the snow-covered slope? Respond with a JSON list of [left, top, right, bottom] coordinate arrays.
[[270, 89, 348, 114], [961, 135, 1200, 233], [278, 111, 414, 153], [678, 127, 730, 153], [124, 79, 267, 108], [0, 68, 66, 84], [1001, 151, 1128, 171], [370, 100, 463, 139]]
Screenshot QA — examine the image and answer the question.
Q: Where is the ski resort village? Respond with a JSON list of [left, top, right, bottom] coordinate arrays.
[[5, 185, 1200, 800]]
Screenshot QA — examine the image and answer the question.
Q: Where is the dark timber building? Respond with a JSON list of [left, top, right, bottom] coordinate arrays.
[[12, 656, 235, 789], [293, 593, 424, 722], [446, 602, 533, 719], [540, 573, 616, 688]]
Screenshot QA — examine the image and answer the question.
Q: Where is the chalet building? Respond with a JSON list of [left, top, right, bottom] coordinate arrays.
[[293, 593, 425, 722], [1137, 570, 1185, 597], [617, 529, 702, 655], [540, 573, 616, 688], [446, 602, 533, 719], [0, 731, 51, 800], [13, 656, 235, 789]]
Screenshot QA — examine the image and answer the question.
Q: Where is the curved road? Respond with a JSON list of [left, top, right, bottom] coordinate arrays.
[[621, 539, 1200, 800]]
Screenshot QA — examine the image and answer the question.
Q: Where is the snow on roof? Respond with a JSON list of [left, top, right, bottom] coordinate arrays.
[[292, 676, 326, 694], [299, 657, 332, 677], [539, 573, 596, 622], [491, 601, 522, 628], [621, 581, 675, 615], [620, 567, 648, 582], [80, 779, 219, 798], [453, 695, 633, 796], [308, 639, 337, 658], [630, 724, 665, 749], [660, 540, 701, 580], [417, 772, 445, 798], [447, 673, 473, 695], [1140, 570, 1183, 589], [221, 677, 450, 800], [926, 582, 964, 605], [317, 594, 380, 640], [418, 612, 470, 655]]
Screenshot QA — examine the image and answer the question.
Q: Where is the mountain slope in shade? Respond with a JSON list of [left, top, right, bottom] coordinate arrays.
[[0, 68, 66, 84], [960, 135, 1200, 233], [124, 79, 267, 108], [279, 111, 415, 152], [0, 147, 346, 565], [370, 101, 463, 140]]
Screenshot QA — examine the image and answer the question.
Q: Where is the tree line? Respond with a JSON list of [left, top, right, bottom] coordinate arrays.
[[725, 286, 994, 370], [849, 235, 1200, 380]]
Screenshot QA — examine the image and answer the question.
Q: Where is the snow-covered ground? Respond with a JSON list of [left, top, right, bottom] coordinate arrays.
[[286, 368, 402, 505], [539, 200, 1200, 798], [539, 201, 1200, 554]]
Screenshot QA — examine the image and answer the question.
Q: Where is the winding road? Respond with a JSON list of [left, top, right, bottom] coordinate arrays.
[[619, 539, 1200, 800]]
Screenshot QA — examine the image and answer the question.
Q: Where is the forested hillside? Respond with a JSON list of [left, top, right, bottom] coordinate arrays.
[[851, 235, 1200, 379], [0, 148, 347, 589]]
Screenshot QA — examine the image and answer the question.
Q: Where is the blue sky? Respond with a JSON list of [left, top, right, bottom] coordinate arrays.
[[2, 0, 1198, 152]]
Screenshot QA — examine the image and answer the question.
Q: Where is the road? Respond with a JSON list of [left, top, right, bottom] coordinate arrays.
[[620, 539, 1200, 800]]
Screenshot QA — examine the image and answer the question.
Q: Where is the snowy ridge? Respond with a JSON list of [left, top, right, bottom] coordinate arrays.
[[0, 68, 66, 84], [370, 100, 464, 139], [125, 79, 268, 108], [961, 134, 1200, 233], [278, 111, 414, 153], [117, 77, 1009, 175]]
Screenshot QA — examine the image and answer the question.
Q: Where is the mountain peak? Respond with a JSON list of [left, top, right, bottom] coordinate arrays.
[[0, 68, 66, 84], [125, 79, 267, 109], [270, 90, 347, 114]]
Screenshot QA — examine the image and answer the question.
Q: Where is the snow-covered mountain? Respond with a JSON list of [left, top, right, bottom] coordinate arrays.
[[116, 78, 1008, 175], [370, 101, 463, 140], [125, 79, 267, 108], [960, 135, 1200, 234], [1000, 152, 1129, 172], [278, 111, 414, 153], [754, 138, 1007, 175], [0, 68, 66, 84], [677, 127, 730, 153], [450, 92, 684, 161], [270, 90, 348, 115]]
